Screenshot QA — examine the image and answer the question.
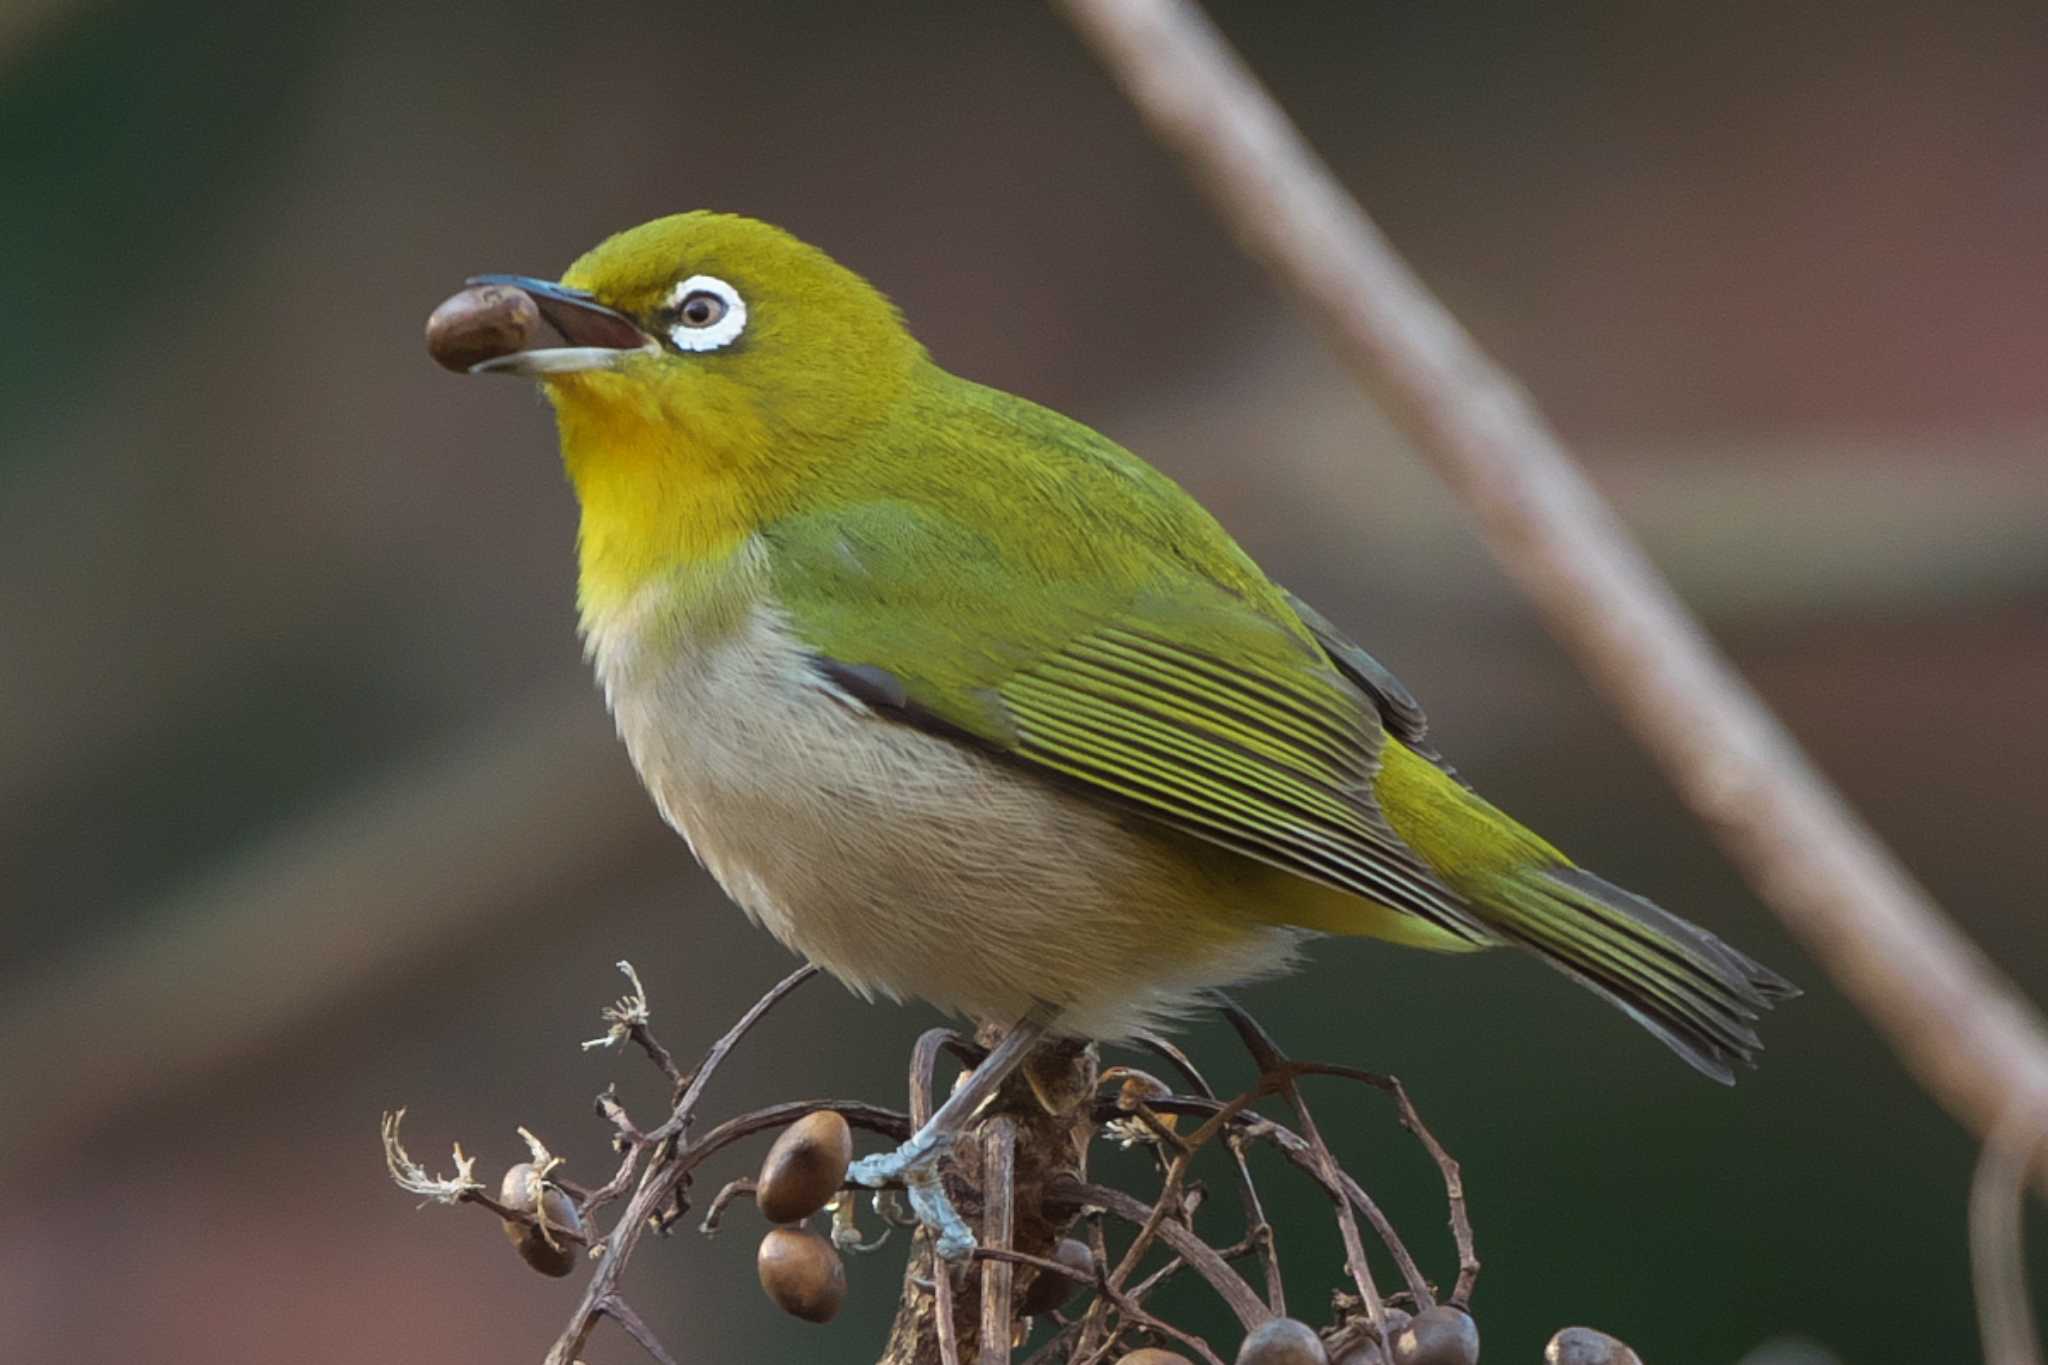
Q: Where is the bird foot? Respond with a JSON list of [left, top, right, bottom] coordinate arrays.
[[848, 1129, 974, 1261]]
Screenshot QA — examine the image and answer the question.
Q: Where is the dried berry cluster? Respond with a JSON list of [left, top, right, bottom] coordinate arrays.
[[383, 963, 1646, 1364]]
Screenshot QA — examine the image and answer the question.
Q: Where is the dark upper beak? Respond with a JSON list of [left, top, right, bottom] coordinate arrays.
[[463, 275, 652, 352]]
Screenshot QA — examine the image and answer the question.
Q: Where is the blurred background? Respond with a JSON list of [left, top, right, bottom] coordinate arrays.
[[4, 1, 2045, 1360]]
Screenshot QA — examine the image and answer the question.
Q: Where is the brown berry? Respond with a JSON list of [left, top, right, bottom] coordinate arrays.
[[1238, 1315, 1329, 1364], [756, 1109, 854, 1223], [1116, 1351, 1195, 1365], [425, 283, 541, 372], [757, 1226, 847, 1323], [1388, 1306, 1478, 1365], [498, 1161, 585, 1278], [1017, 1237, 1094, 1317], [1544, 1327, 1641, 1365]]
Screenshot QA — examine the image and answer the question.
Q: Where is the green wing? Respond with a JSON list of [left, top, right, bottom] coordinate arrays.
[[1282, 590, 1469, 788], [765, 493, 1489, 947]]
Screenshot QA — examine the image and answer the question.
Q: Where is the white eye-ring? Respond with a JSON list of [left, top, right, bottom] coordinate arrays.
[[665, 274, 746, 352]]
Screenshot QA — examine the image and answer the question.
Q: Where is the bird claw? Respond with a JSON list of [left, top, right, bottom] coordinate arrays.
[[848, 1130, 976, 1261]]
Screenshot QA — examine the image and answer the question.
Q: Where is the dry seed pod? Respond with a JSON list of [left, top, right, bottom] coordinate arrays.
[[1544, 1327, 1642, 1365], [1389, 1306, 1479, 1365], [756, 1109, 853, 1223], [1117, 1351, 1196, 1365], [425, 283, 541, 372], [1017, 1236, 1094, 1317], [757, 1226, 847, 1323], [498, 1161, 584, 1278], [1238, 1316, 1330, 1365]]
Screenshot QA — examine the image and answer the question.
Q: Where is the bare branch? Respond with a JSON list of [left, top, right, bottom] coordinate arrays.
[[538, 964, 854, 1365], [978, 1118, 1019, 1365], [1972, 1106, 2048, 1365], [934, 1259, 964, 1365], [390, 965, 1473, 1364], [1218, 1003, 1391, 1330], [650, 963, 819, 1142], [1053, 1177, 1268, 1329], [1138, 1032, 1285, 1314], [582, 960, 687, 1088], [600, 1295, 680, 1365], [1057, 0, 2048, 1174], [1110, 1092, 1451, 1309], [910, 1027, 979, 1129], [699, 1176, 757, 1236], [1286, 1061, 1479, 1304]]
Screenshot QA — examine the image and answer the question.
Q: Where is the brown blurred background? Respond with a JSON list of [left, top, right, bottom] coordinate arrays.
[[3, 2, 2045, 1360]]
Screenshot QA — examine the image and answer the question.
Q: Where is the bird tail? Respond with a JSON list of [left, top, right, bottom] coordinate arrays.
[[1479, 865, 1800, 1083]]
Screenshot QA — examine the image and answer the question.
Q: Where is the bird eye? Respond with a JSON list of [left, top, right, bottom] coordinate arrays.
[[664, 274, 746, 353], [679, 292, 725, 327]]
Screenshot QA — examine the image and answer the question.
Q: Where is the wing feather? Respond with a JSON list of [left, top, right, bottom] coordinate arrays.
[[765, 499, 1488, 945], [997, 625, 1488, 943], [1284, 589, 1468, 786]]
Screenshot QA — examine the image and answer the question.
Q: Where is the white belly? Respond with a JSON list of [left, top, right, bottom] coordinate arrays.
[[586, 561, 1297, 1039]]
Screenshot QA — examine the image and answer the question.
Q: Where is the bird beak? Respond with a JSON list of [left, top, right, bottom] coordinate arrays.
[[460, 275, 658, 376]]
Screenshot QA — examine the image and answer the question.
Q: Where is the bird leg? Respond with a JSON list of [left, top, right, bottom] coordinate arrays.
[[847, 1014, 1051, 1261]]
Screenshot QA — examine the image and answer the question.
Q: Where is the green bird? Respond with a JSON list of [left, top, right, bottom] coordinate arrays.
[[435, 211, 1794, 1254]]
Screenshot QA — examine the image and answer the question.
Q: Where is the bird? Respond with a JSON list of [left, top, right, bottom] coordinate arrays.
[[429, 211, 1794, 1255]]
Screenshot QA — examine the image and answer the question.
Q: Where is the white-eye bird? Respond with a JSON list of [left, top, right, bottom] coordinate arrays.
[[432, 212, 1794, 1256]]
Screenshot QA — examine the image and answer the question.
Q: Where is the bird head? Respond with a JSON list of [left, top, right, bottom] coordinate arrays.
[[450, 211, 924, 468], [435, 213, 928, 609]]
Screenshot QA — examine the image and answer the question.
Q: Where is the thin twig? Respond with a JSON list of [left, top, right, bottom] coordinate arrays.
[[979, 1117, 1019, 1365], [1053, 1177, 1268, 1328], [909, 1027, 978, 1128], [698, 1176, 757, 1235], [1972, 1105, 2048, 1365], [541, 966, 845, 1365], [1090, 1080, 1275, 1338], [1019, 1317, 1086, 1365], [683, 1099, 911, 1165], [1286, 1061, 1479, 1303], [1100, 1141, 1196, 1305], [582, 961, 684, 1089], [1058, 0, 2048, 1183], [598, 1295, 679, 1365], [1110, 1093, 1439, 1305], [1085, 1267, 1230, 1365], [577, 1088, 652, 1211], [933, 1258, 964, 1365], [394, 961, 1468, 1365], [1072, 1214, 1119, 1362], [1220, 1002, 1393, 1328], [648, 964, 819, 1142], [975, 1245, 1097, 1289], [1137, 1032, 1285, 1314]]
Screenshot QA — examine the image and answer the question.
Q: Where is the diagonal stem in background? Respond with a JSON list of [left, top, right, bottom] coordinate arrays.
[[1057, 0, 2048, 1186], [1972, 1106, 2048, 1365]]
